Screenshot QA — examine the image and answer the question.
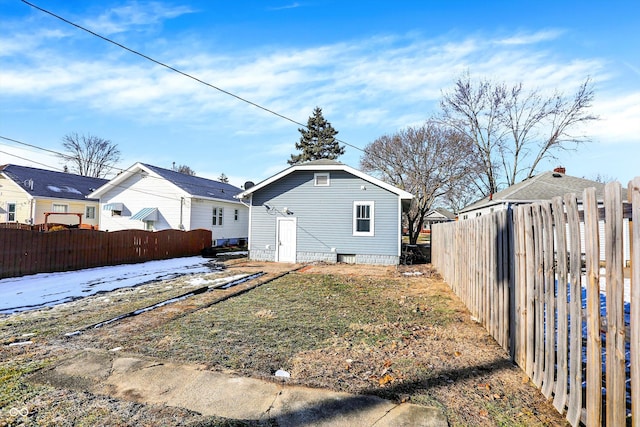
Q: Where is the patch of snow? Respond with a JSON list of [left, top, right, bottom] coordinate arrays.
[[274, 369, 290, 378], [217, 251, 248, 256], [0, 256, 216, 314], [403, 271, 423, 276], [8, 341, 32, 347], [63, 186, 82, 194], [46, 185, 61, 192]]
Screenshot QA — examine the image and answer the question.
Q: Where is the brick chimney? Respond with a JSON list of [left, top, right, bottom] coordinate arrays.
[[553, 166, 566, 174]]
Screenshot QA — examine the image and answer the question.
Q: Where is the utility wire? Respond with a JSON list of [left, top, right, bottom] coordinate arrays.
[[0, 136, 239, 203], [21, 0, 368, 157], [0, 149, 65, 171]]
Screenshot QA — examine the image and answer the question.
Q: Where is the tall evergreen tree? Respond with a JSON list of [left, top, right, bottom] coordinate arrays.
[[288, 107, 344, 165]]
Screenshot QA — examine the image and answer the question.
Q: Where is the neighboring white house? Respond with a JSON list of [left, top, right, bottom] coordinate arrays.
[[236, 160, 413, 265], [88, 163, 248, 246], [0, 164, 106, 228], [422, 208, 456, 232]]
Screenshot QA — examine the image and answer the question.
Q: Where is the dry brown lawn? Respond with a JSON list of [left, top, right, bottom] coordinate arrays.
[[0, 259, 567, 426]]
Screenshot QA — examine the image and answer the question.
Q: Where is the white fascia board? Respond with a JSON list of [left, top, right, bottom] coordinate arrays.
[[87, 162, 147, 198], [236, 163, 414, 200], [1, 172, 32, 198], [88, 162, 191, 199]]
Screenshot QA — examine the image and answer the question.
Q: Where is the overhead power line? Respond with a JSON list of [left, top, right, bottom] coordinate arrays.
[[21, 0, 368, 157], [0, 135, 239, 202]]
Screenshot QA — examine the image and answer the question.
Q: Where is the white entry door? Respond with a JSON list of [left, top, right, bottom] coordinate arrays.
[[276, 218, 297, 263]]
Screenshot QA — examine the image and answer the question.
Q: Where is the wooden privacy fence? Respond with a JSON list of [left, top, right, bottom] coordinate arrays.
[[0, 228, 212, 279], [432, 179, 639, 427]]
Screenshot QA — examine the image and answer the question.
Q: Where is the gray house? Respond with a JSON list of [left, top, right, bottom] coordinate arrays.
[[236, 160, 413, 265], [459, 168, 607, 219]]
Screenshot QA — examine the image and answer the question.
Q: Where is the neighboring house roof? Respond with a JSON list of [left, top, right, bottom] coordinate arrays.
[[460, 171, 607, 214], [425, 208, 456, 220], [236, 159, 414, 200], [0, 164, 107, 201], [88, 162, 243, 203]]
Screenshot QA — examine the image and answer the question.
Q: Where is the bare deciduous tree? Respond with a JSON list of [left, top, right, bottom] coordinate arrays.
[[440, 72, 597, 196], [172, 163, 196, 176], [360, 120, 479, 244], [59, 132, 121, 178]]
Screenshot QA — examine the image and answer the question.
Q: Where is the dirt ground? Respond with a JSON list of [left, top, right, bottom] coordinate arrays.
[[0, 259, 568, 426]]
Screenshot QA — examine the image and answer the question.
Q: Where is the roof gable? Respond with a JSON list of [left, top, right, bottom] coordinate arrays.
[[426, 208, 456, 220], [88, 162, 243, 203], [236, 160, 413, 200], [0, 164, 107, 201]]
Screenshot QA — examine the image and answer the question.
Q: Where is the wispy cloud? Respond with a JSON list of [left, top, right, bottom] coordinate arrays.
[[0, 23, 630, 160], [623, 61, 640, 77], [82, 1, 195, 35], [494, 29, 564, 46], [267, 3, 302, 11]]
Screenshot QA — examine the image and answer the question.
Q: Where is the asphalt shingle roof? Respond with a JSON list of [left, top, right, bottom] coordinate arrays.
[[142, 164, 242, 202], [460, 171, 610, 213], [0, 164, 108, 201]]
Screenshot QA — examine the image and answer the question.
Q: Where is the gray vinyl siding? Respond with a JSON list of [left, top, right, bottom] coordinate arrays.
[[249, 170, 401, 263]]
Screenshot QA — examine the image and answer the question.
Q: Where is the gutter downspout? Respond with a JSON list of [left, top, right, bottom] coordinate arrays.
[[29, 197, 35, 225], [179, 197, 185, 230]]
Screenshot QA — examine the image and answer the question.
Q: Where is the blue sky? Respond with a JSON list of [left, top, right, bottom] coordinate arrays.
[[1, 0, 638, 189]]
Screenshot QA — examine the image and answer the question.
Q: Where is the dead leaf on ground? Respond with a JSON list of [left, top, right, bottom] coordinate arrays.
[[378, 374, 394, 386]]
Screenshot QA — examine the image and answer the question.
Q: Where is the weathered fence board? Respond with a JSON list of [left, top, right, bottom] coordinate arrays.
[[0, 228, 212, 279], [433, 180, 636, 426], [541, 201, 555, 399], [605, 181, 626, 427], [584, 187, 602, 426], [552, 195, 569, 413], [565, 193, 582, 427], [630, 177, 640, 427]]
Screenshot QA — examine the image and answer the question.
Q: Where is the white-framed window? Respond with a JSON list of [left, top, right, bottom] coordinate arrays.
[[212, 207, 223, 226], [7, 202, 16, 222], [314, 172, 330, 186], [52, 203, 68, 213], [85, 206, 96, 220], [353, 201, 374, 236], [234, 209, 239, 221], [144, 220, 154, 231]]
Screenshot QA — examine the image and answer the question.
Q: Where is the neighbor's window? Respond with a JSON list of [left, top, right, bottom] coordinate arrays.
[[7, 203, 16, 222], [314, 172, 330, 186], [85, 206, 96, 220], [212, 207, 223, 226], [234, 209, 239, 221], [52, 203, 68, 213], [353, 201, 374, 236]]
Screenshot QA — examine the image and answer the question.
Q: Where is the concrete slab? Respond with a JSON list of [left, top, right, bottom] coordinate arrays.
[[31, 349, 448, 426]]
